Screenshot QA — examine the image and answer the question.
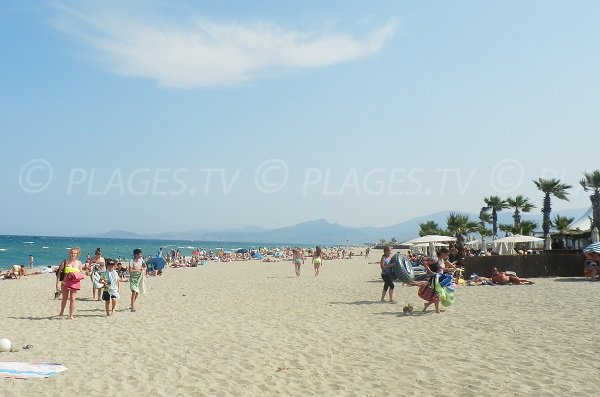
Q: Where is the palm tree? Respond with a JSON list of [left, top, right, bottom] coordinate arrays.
[[498, 224, 514, 236], [580, 170, 600, 231], [479, 209, 492, 227], [552, 215, 574, 248], [533, 178, 572, 244], [476, 209, 492, 250], [483, 196, 510, 237], [507, 195, 535, 230], [519, 220, 538, 236], [498, 221, 538, 236], [446, 212, 479, 263], [419, 221, 442, 237]]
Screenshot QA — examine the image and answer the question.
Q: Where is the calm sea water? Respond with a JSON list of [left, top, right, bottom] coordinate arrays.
[[0, 235, 297, 270]]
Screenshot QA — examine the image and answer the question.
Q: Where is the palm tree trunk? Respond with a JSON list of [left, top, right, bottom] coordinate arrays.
[[456, 235, 465, 266], [542, 193, 551, 237], [492, 210, 498, 237], [513, 209, 521, 230], [591, 191, 600, 231]]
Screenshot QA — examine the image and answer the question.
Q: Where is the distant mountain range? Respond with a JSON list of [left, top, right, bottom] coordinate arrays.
[[83, 207, 590, 245]]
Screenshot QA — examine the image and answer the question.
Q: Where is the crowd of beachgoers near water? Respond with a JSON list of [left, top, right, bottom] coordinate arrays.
[[0, 245, 369, 279]]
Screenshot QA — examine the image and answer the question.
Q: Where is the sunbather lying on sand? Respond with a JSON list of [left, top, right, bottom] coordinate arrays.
[[491, 267, 534, 285], [467, 274, 493, 285]]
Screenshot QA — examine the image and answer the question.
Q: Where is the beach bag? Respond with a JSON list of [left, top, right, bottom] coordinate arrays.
[[91, 271, 105, 289], [418, 283, 438, 304], [58, 261, 67, 281], [67, 271, 85, 281]]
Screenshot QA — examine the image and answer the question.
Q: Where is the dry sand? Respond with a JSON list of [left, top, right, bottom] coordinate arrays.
[[1, 251, 599, 396]]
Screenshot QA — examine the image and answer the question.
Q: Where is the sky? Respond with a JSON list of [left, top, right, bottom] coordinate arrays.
[[1, 0, 599, 236]]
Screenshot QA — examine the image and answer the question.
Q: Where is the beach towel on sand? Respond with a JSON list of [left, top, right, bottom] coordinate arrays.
[[0, 361, 67, 379]]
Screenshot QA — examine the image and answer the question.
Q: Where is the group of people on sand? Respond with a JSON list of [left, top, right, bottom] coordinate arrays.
[[291, 246, 324, 277], [379, 246, 535, 314], [55, 247, 148, 319]]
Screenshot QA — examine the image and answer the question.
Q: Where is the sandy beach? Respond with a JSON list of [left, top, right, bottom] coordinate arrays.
[[1, 250, 599, 396]]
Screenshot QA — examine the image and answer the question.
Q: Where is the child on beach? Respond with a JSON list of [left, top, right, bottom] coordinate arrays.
[[102, 260, 126, 316], [90, 248, 105, 300], [406, 248, 450, 313], [293, 248, 304, 277], [128, 248, 146, 312], [380, 246, 396, 303], [91, 261, 106, 301], [312, 246, 323, 276]]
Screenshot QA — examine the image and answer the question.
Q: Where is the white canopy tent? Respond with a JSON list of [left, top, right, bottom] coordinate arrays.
[[570, 207, 592, 232], [492, 235, 544, 255], [493, 235, 544, 243], [409, 242, 449, 255], [403, 235, 457, 257]]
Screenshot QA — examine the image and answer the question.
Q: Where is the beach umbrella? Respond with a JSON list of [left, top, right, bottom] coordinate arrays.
[[591, 227, 600, 243], [236, 248, 249, 254], [583, 242, 600, 254], [403, 235, 457, 245], [410, 242, 448, 255]]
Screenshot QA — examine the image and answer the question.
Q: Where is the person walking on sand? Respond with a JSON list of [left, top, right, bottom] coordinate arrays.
[[59, 247, 84, 320], [312, 246, 323, 276], [380, 246, 396, 303], [293, 248, 304, 277], [90, 248, 106, 300], [103, 260, 126, 316], [128, 248, 146, 312]]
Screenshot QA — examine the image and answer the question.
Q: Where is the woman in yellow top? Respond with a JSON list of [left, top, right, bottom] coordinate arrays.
[[59, 247, 84, 320]]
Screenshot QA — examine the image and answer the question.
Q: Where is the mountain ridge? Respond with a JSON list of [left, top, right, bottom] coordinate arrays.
[[82, 207, 590, 245]]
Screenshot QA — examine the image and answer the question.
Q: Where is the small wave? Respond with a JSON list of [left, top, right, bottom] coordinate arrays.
[[0, 248, 7, 251], [23, 241, 34, 244], [42, 246, 49, 249]]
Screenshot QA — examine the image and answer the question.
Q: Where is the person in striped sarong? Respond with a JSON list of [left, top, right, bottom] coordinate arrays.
[[128, 248, 147, 312]]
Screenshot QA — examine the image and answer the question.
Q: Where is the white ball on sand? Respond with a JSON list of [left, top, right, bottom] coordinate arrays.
[[0, 338, 11, 352]]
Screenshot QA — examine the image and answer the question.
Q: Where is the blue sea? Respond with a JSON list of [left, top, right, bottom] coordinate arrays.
[[0, 235, 297, 270]]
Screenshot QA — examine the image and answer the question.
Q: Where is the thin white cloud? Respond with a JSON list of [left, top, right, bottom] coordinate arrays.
[[50, 2, 397, 88]]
